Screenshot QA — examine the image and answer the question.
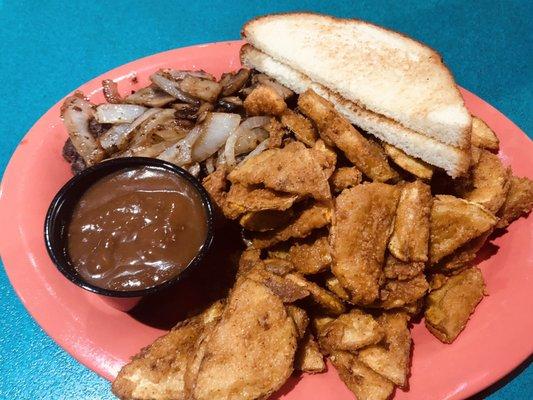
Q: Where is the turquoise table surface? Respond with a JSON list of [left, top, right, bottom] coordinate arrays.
[[0, 1, 531, 399]]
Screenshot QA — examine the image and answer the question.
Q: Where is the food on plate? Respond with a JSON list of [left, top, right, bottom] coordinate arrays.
[[188, 277, 297, 400], [388, 180, 432, 262], [429, 195, 498, 264], [68, 166, 208, 291], [471, 116, 499, 151], [112, 301, 224, 400], [330, 183, 400, 305], [425, 267, 486, 343], [317, 309, 384, 353], [241, 13, 472, 177], [330, 351, 395, 400], [358, 312, 411, 387], [52, 12, 533, 400]]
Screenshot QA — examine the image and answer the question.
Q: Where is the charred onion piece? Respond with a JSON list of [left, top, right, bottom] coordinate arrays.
[[102, 79, 123, 104], [165, 69, 216, 81], [220, 68, 251, 96], [173, 103, 199, 119], [217, 96, 243, 112], [150, 72, 200, 106], [95, 104, 147, 124], [192, 112, 241, 162], [125, 85, 175, 107], [60, 92, 104, 166]]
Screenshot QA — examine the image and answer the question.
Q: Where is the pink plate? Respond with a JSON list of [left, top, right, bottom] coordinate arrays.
[[0, 40, 532, 400]]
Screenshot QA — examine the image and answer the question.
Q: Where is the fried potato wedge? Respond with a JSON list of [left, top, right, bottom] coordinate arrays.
[[228, 141, 331, 201], [471, 116, 499, 151], [112, 301, 225, 400], [331, 183, 400, 305], [496, 175, 533, 228], [244, 84, 287, 116], [377, 274, 429, 309], [295, 333, 326, 374], [330, 167, 363, 193], [190, 278, 297, 400], [456, 149, 511, 214], [429, 195, 497, 264], [224, 184, 298, 219], [286, 273, 346, 316], [359, 312, 412, 387], [318, 309, 384, 353], [298, 90, 398, 182], [330, 351, 395, 400], [388, 180, 432, 262], [281, 109, 318, 147], [383, 255, 425, 281], [251, 202, 332, 249], [436, 230, 492, 272], [287, 233, 332, 275], [425, 267, 485, 343], [384, 143, 434, 180]]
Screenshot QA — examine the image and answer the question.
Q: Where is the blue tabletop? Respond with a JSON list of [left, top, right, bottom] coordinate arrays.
[[0, 1, 531, 399]]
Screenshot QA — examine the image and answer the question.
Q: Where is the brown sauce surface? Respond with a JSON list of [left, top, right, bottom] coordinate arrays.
[[68, 166, 208, 291]]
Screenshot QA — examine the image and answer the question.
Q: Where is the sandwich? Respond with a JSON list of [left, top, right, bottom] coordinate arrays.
[[240, 13, 472, 177]]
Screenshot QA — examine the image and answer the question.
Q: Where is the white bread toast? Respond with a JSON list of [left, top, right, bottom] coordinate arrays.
[[241, 44, 471, 177]]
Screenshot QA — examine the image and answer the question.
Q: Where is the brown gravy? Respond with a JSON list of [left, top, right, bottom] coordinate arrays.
[[68, 166, 208, 291]]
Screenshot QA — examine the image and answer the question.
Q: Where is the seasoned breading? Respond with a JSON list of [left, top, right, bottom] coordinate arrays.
[[456, 149, 511, 214], [202, 167, 227, 209], [324, 275, 350, 301], [281, 109, 318, 146], [287, 233, 332, 275], [359, 312, 412, 387], [471, 116, 499, 151], [224, 183, 298, 220], [330, 167, 363, 193], [237, 248, 261, 277], [263, 257, 295, 275], [286, 305, 309, 339], [298, 89, 398, 182], [251, 202, 332, 249], [266, 117, 286, 148], [330, 183, 400, 305], [190, 278, 297, 400], [247, 266, 310, 303], [312, 139, 337, 179], [228, 141, 331, 200], [429, 195, 497, 264], [383, 143, 434, 180], [112, 301, 225, 400], [436, 230, 492, 272], [330, 351, 395, 400], [243, 84, 287, 116], [240, 209, 295, 232], [425, 267, 485, 343], [318, 309, 384, 353], [377, 274, 429, 309], [496, 175, 533, 228], [294, 333, 326, 373], [383, 254, 425, 281], [388, 180, 432, 262], [286, 273, 346, 316]]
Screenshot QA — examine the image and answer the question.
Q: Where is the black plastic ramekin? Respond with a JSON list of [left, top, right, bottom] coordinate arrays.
[[44, 157, 214, 311]]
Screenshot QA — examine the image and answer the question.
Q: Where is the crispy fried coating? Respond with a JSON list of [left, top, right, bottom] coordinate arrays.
[[237, 247, 261, 277], [251, 202, 332, 249], [318, 309, 384, 353], [312, 139, 337, 179], [244, 84, 287, 116], [456, 149, 511, 214], [471, 116, 499, 151], [330, 167, 363, 193], [388, 180, 432, 262], [112, 301, 225, 400], [359, 312, 412, 387], [383, 255, 425, 281], [331, 183, 400, 305], [286, 305, 309, 339], [190, 278, 297, 400], [377, 274, 429, 309], [228, 141, 331, 200], [281, 109, 318, 147], [247, 266, 310, 303], [266, 117, 286, 148], [330, 351, 395, 400], [224, 183, 298, 219], [383, 143, 434, 180], [202, 167, 227, 209], [298, 90, 398, 182], [496, 175, 533, 228], [286, 273, 346, 316], [287, 233, 332, 275], [429, 195, 497, 264], [295, 333, 326, 373], [324, 275, 350, 301], [240, 209, 295, 232], [425, 267, 485, 343], [263, 257, 295, 275], [436, 230, 492, 272]]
